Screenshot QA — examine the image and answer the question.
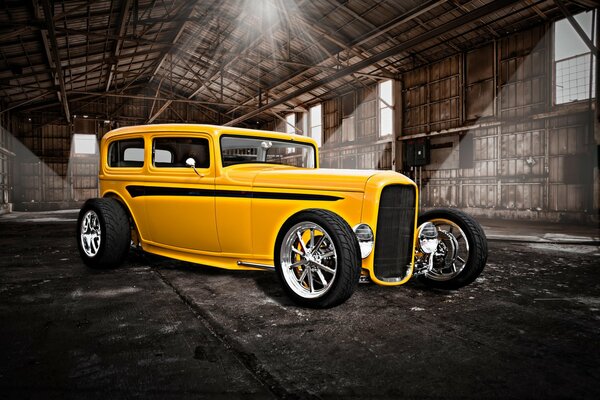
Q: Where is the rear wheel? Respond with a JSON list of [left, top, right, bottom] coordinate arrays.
[[77, 198, 130, 268], [275, 209, 360, 308], [416, 208, 487, 289]]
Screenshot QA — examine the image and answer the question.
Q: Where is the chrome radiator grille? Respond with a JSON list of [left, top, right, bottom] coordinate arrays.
[[373, 185, 417, 281]]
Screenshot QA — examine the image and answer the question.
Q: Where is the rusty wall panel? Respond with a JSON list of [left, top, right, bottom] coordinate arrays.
[[466, 44, 495, 119], [323, 98, 340, 146], [70, 157, 99, 201], [377, 142, 392, 170], [73, 118, 97, 134], [413, 24, 596, 218], [462, 183, 497, 208], [342, 117, 355, 142], [12, 117, 95, 207], [318, 82, 392, 171], [0, 124, 10, 207], [425, 182, 459, 208], [342, 92, 355, 118], [545, 113, 592, 211], [402, 54, 461, 136], [41, 124, 71, 159], [499, 26, 547, 119], [18, 162, 42, 203], [357, 86, 376, 139], [321, 141, 392, 171], [429, 135, 459, 170], [501, 183, 543, 210], [548, 184, 586, 212]]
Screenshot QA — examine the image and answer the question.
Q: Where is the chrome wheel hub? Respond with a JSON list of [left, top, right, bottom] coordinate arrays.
[[280, 222, 338, 299], [424, 219, 469, 282], [80, 210, 101, 257]]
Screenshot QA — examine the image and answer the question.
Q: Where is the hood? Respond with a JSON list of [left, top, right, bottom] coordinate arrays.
[[252, 167, 378, 193]]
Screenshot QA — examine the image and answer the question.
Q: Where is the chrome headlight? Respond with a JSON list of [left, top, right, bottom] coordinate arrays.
[[353, 224, 374, 259], [418, 222, 439, 254]]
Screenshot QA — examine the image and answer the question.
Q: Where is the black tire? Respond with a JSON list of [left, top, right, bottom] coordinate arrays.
[[417, 208, 487, 290], [77, 198, 130, 269], [274, 209, 361, 308]]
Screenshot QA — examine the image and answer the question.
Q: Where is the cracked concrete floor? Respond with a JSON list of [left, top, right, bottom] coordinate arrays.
[[1, 214, 599, 399]]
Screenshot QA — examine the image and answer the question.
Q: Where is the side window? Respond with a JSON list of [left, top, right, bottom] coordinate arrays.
[[153, 137, 210, 168], [108, 138, 144, 167]]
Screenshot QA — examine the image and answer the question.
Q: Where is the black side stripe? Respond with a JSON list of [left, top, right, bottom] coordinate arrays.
[[126, 185, 343, 202]]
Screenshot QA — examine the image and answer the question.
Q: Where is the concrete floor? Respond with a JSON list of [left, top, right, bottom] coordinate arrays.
[[1, 211, 599, 399]]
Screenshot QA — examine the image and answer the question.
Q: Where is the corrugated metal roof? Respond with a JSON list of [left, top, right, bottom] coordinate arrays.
[[0, 0, 595, 125]]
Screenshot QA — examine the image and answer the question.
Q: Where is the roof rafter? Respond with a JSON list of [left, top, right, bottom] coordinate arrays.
[[37, 0, 71, 123], [224, 0, 522, 126], [105, 0, 132, 91]]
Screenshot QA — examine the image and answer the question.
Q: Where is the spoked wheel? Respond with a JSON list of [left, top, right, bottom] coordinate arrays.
[[425, 218, 469, 281], [77, 198, 130, 269], [80, 209, 102, 258], [281, 223, 337, 299], [275, 209, 360, 308], [417, 208, 487, 289]]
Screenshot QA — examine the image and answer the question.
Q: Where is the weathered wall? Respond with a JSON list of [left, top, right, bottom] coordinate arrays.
[[404, 25, 598, 222], [8, 96, 224, 211], [0, 109, 13, 214], [317, 85, 394, 170], [5, 23, 598, 221], [10, 119, 99, 211], [314, 24, 597, 223]]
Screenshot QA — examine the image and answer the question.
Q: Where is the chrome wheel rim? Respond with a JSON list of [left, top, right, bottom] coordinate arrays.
[[425, 218, 469, 281], [280, 222, 338, 299], [80, 210, 101, 257]]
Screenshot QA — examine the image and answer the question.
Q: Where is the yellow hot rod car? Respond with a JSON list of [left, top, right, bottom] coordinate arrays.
[[77, 124, 487, 308]]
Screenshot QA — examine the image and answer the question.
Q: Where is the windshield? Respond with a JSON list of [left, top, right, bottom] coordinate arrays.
[[221, 136, 316, 168]]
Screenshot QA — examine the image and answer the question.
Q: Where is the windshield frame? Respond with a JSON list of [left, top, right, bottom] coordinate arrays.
[[220, 134, 317, 169]]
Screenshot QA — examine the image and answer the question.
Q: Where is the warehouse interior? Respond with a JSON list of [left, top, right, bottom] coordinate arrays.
[[0, 0, 598, 222], [1, 1, 600, 398]]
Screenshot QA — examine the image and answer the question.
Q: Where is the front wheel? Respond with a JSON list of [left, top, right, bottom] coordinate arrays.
[[77, 198, 130, 269], [275, 209, 361, 308], [416, 208, 487, 289]]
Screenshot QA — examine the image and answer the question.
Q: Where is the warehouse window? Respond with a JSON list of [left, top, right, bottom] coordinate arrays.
[[379, 80, 393, 137], [285, 113, 296, 153], [309, 104, 322, 147], [73, 134, 98, 155], [554, 11, 596, 104], [285, 113, 296, 134]]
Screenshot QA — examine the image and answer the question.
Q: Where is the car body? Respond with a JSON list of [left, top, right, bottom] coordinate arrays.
[[78, 124, 487, 308]]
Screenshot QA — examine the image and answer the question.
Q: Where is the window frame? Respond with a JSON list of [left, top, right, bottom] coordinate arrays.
[[309, 104, 323, 148], [107, 137, 145, 168], [378, 79, 394, 138], [285, 113, 296, 135], [151, 137, 211, 169], [72, 133, 98, 156], [552, 10, 596, 106]]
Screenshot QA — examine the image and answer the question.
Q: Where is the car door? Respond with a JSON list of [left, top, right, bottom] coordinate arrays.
[[143, 133, 220, 253]]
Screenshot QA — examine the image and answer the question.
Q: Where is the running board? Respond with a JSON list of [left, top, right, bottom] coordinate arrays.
[[237, 261, 275, 271]]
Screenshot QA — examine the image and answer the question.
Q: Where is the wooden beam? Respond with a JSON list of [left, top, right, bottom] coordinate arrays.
[[224, 0, 521, 126], [38, 0, 71, 123], [65, 91, 259, 108], [146, 0, 213, 122], [105, 0, 132, 91], [226, 0, 443, 116], [147, 101, 171, 123]]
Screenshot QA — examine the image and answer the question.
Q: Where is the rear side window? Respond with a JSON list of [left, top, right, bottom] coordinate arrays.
[[108, 138, 144, 167], [153, 137, 210, 168]]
